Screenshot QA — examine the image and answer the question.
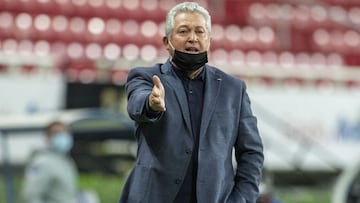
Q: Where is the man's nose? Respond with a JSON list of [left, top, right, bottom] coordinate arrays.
[[188, 31, 198, 42]]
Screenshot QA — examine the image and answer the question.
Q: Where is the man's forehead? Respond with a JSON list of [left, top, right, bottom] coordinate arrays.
[[174, 12, 206, 26], [50, 123, 67, 131]]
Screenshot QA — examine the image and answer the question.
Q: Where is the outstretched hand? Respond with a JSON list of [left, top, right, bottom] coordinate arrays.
[[149, 75, 166, 112]]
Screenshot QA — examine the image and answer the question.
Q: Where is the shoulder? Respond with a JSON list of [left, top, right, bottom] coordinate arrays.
[[126, 63, 165, 85], [206, 64, 246, 87], [128, 63, 163, 78], [28, 150, 52, 165], [25, 150, 53, 175]]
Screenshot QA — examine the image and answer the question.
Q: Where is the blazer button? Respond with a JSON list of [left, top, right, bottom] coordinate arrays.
[[185, 148, 192, 154], [175, 178, 182, 184]]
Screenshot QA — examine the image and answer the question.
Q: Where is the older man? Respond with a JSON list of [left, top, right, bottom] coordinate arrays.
[[119, 2, 264, 203]]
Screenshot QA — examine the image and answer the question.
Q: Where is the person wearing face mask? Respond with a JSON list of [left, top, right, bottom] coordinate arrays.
[[22, 121, 78, 203], [119, 2, 264, 203]]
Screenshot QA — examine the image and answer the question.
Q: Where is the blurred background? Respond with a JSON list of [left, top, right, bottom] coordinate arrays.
[[1, 0, 360, 202]]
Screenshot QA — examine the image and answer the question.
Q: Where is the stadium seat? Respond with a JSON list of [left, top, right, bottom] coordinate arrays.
[[0, 12, 14, 38], [294, 52, 311, 69], [211, 48, 229, 67], [66, 42, 85, 59], [278, 52, 295, 69], [139, 20, 163, 47], [262, 51, 278, 67], [348, 7, 360, 25], [229, 49, 245, 67], [140, 44, 158, 62], [241, 26, 258, 50], [122, 44, 140, 61], [1, 0, 360, 81], [223, 24, 243, 50], [208, 24, 225, 50], [245, 50, 262, 68], [104, 43, 121, 61], [111, 69, 128, 85], [2, 39, 18, 55], [85, 43, 102, 60]]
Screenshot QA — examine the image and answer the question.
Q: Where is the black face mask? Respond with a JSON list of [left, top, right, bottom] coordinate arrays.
[[171, 49, 208, 72]]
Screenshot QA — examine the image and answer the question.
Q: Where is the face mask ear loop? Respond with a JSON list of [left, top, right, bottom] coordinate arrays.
[[168, 40, 176, 62], [168, 40, 175, 50]]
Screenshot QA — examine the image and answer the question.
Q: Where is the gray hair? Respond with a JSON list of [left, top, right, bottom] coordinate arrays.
[[165, 2, 211, 38]]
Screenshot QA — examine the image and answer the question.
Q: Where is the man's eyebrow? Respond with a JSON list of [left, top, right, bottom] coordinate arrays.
[[176, 25, 206, 29], [177, 25, 190, 29]]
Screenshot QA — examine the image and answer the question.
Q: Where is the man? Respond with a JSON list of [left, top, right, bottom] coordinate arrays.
[[22, 121, 78, 203], [120, 2, 264, 203]]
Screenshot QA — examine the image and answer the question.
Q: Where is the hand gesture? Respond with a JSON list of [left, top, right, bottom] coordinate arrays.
[[149, 75, 166, 112]]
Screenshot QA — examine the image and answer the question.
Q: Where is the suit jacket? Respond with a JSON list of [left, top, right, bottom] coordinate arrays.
[[119, 60, 264, 203]]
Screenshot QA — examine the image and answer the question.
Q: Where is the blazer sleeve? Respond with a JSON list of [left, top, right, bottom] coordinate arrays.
[[125, 68, 163, 123], [230, 82, 264, 203]]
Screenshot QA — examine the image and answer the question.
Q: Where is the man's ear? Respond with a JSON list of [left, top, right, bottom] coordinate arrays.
[[163, 36, 170, 51]]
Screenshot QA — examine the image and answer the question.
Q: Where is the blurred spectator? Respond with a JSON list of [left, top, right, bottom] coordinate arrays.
[[21, 121, 78, 203], [256, 182, 284, 203]]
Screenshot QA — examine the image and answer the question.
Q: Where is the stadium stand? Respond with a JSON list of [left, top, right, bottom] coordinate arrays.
[[0, 0, 359, 86]]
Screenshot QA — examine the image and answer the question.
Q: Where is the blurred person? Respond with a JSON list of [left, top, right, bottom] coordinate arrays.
[[22, 121, 78, 203], [256, 183, 283, 203], [119, 2, 264, 203]]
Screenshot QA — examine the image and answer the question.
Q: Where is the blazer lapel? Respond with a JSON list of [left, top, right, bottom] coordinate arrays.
[[161, 61, 192, 134], [200, 66, 222, 137]]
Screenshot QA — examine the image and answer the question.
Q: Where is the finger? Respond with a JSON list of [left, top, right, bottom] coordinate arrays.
[[160, 101, 166, 111], [152, 88, 160, 97], [151, 97, 162, 105], [152, 75, 163, 89], [149, 97, 166, 112]]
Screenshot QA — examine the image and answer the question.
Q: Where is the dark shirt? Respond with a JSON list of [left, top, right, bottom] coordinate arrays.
[[173, 67, 205, 203]]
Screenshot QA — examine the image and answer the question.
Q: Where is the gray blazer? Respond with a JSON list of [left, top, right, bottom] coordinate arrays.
[[119, 60, 264, 203]]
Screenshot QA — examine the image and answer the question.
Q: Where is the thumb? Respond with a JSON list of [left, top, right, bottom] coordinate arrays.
[[152, 75, 163, 89]]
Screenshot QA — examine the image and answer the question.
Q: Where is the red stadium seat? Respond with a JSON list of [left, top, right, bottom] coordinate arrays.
[[122, 20, 140, 45], [210, 24, 225, 50], [85, 43, 103, 60], [14, 12, 36, 40], [326, 53, 344, 68], [66, 42, 85, 59], [295, 52, 311, 69], [262, 51, 278, 68], [140, 0, 166, 22], [245, 50, 262, 68], [241, 26, 258, 50], [1, 0, 360, 79], [223, 24, 243, 50], [111, 69, 128, 85], [86, 17, 108, 44], [139, 20, 162, 47], [211, 48, 229, 67], [278, 52, 295, 69], [0, 12, 15, 38], [2, 39, 18, 54], [122, 44, 140, 61], [66, 59, 98, 83], [310, 52, 327, 69], [33, 40, 51, 57], [258, 26, 276, 50], [229, 49, 245, 68], [140, 44, 158, 62], [104, 43, 121, 60]]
